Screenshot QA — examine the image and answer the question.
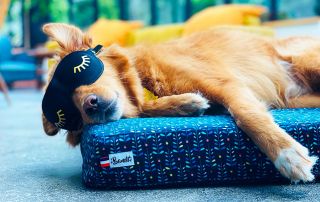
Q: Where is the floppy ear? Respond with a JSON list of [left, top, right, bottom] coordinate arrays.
[[66, 131, 82, 147], [43, 23, 92, 58], [42, 112, 82, 146], [105, 44, 145, 110], [106, 44, 130, 73], [42, 113, 60, 136]]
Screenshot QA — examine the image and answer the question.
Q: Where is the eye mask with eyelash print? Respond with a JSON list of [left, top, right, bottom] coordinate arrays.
[[42, 45, 104, 131]]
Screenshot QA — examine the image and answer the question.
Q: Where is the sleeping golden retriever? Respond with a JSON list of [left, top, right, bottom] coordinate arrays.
[[42, 23, 319, 183]]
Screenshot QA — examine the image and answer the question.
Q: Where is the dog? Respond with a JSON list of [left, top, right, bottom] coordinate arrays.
[[42, 23, 320, 183]]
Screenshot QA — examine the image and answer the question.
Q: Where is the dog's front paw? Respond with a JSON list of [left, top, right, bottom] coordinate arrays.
[[178, 93, 210, 116], [274, 142, 318, 183]]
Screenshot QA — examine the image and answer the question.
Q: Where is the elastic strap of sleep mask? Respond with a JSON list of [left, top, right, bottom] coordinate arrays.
[[92, 45, 103, 55]]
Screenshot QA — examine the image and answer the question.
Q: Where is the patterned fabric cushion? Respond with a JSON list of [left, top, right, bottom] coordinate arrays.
[[81, 108, 320, 188]]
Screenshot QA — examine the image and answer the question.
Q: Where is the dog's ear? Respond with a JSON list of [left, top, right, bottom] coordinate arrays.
[[106, 44, 130, 73], [66, 130, 82, 147], [43, 23, 92, 57], [42, 112, 81, 146], [42, 113, 60, 136]]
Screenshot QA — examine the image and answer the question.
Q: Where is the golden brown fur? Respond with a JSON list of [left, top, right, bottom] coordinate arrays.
[[42, 23, 320, 183]]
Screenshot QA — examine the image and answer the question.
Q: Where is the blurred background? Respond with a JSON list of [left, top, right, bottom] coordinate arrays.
[[0, 0, 320, 93], [2, 0, 320, 48]]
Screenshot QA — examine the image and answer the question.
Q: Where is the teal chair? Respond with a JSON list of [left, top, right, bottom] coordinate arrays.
[[0, 35, 36, 84]]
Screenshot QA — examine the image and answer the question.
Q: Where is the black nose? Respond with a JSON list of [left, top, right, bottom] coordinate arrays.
[[83, 94, 117, 116]]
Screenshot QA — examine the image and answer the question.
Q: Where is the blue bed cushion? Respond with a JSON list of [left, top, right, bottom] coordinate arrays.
[[81, 108, 320, 188]]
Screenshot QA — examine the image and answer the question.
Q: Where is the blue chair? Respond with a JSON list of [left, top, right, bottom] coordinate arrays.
[[0, 35, 36, 84]]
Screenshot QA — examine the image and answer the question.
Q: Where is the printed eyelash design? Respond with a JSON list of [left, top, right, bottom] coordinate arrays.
[[55, 109, 66, 127], [74, 55, 90, 73]]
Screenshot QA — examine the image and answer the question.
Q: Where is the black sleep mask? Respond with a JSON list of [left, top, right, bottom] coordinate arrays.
[[42, 45, 103, 131]]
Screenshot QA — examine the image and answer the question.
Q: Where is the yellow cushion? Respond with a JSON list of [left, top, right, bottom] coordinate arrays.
[[45, 41, 59, 51], [87, 18, 143, 47], [126, 24, 184, 46], [47, 58, 56, 70], [144, 88, 158, 101], [183, 5, 266, 37], [243, 15, 261, 26], [210, 25, 274, 37]]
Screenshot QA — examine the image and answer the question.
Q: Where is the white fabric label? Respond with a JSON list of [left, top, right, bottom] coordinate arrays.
[[109, 151, 135, 168]]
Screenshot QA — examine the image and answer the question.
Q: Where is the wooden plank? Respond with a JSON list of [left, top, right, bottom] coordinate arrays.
[[0, 72, 11, 105], [262, 17, 320, 27]]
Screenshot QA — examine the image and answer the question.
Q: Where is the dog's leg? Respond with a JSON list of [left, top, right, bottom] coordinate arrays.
[[286, 93, 320, 108], [141, 93, 210, 117], [220, 84, 318, 183], [289, 51, 320, 89]]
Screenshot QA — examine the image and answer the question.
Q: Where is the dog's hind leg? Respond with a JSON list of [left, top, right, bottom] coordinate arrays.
[[286, 93, 320, 108], [289, 51, 320, 91], [276, 37, 320, 91], [218, 82, 318, 183]]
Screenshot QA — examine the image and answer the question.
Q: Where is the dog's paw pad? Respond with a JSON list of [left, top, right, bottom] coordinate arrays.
[[275, 143, 318, 183]]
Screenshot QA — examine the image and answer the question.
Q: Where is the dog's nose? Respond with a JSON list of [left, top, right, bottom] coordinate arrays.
[[83, 94, 118, 117], [83, 94, 99, 115]]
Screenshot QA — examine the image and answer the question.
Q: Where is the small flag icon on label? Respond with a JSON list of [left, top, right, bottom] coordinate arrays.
[[100, 157, 110, 167]]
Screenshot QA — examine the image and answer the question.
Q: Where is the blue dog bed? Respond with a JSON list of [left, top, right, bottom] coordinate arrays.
[[81, 108, 320, 188]]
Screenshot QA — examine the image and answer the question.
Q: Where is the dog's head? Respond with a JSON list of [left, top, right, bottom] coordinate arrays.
[[42, 23, 144, 146]]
